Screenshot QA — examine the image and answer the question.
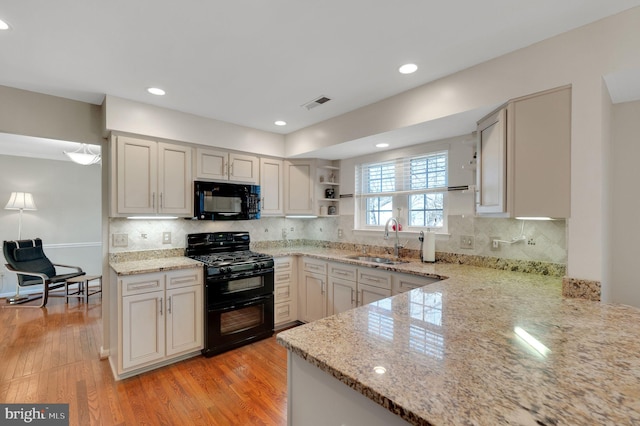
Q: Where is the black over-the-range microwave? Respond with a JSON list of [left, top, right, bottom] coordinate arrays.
[[193, 181, 261, 220]]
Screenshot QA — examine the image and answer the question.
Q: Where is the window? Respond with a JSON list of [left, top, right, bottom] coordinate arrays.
[[356, 151, 448, 230]]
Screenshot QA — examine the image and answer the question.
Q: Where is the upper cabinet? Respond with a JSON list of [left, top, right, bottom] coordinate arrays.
[[113, 135, 192, 216], [284, 159, 315, 215], [195, 148, 258, 183], [260, 157, 284, 216], [284, 159, 340, 216], [476, 85, 571, 219]]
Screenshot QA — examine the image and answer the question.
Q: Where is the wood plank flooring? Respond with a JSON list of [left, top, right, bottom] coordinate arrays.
[[0, 296, 289, 425]]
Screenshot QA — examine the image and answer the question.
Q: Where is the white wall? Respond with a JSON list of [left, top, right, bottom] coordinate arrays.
[[103, 95, 285, 157], [285, 7, 640, 284], [0, 155, 102, 297], [610, 100, 640, 307]]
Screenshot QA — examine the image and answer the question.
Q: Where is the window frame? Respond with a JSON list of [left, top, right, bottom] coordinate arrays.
[[355, 150, 449, 233]]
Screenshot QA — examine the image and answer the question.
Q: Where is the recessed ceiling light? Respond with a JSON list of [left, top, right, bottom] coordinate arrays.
[[274, 120, 287, 126], [147, 87, 166, 96], [0, 19, 10, 30], [398, 63, 418, 74], [376, 143, 389, 148]]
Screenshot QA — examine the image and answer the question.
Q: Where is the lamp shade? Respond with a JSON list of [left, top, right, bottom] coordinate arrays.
[[5, 192, 37, 211]]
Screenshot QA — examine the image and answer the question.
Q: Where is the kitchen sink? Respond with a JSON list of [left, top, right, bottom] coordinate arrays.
[[345, 255, 408, 265]]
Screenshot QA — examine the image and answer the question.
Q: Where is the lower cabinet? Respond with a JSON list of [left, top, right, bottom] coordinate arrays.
[[391, 272, 441, 295], [357, 268, 392, 306], [298, 258, 328, 323], [117, 267, 203, 376], [274, 256, 297, 327], [328, 262, 357, 315]]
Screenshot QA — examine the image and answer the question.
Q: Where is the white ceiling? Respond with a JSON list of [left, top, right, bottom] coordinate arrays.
[[1, 1, 640, 160]]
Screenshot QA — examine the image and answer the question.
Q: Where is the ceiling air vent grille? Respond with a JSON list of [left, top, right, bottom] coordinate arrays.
[[302, 96, 331, 110]]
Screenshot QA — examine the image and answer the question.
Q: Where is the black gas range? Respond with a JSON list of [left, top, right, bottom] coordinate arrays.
[[186, 232, 275, 357]]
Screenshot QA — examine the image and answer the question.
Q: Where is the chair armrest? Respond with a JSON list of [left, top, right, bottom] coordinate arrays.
[[4, 264, 49, 285], [53, 263, 84, 273]]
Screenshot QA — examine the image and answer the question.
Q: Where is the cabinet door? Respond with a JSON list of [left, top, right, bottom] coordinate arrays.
[[358, 283, 391, 307], [116, 136, 157, 214], [229, 153, 258, 183], [196, 148, 228, 181], [328, 276, 356, 315], [260, 157, 284, 215], [476, 108, 507, 215], [301, 271, 327, 323], [122, 290, 165, 370], [285, 160, 314, 215], [166, 285, 203, 357], [158, 143, 192, 215], [510, 86, 571, 218]]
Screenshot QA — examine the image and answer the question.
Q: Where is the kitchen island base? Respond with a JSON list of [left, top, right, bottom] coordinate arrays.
[[288, 351, 410, 426]]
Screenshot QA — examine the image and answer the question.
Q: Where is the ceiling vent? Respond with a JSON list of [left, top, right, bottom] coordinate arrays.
[[302, 96, 331, 110]]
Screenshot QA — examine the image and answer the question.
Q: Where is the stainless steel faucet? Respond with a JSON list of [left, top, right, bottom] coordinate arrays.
[[384, 217, 403, 259]]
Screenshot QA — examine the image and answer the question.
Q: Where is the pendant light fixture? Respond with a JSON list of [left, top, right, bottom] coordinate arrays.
[[64, 143, 101, 165]]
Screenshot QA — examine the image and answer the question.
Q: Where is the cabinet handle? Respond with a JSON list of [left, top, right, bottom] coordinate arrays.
[[351, 289, 355, 305], [159, 297, 163, 315], [128, 282, 158, 290], [321, 281, 325, 294], [229, 161, 234, 176], [152, 192, 156, 208], [171, 277, 194, 285], [334, 270, 348, 276], [167, 296, 172, 314], [159, 192, 163, 208]]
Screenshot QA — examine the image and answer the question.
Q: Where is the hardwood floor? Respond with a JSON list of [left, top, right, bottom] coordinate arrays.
[[0, 296, 289, 425]]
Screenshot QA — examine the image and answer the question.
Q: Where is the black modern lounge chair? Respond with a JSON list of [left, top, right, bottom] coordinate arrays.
[[3, 238, 85, 307]]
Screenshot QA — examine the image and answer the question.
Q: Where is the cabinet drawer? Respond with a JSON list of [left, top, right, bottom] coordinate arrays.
[[358, 269, 392, 290], [274, 257, 293, 272], [275, 301, 295, 325], [392, 273, 440, 295], [166, 267, 203, 290], [303, 258, 327, 275], [275, 283, 293, 303], [121, 272, 164, 297], [275, 270, 293, 284], [328, 262, 357, 281]]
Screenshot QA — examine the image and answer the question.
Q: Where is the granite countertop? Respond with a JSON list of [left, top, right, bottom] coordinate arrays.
[[274, 247, 640, 425], [109, 256, 203, 275]]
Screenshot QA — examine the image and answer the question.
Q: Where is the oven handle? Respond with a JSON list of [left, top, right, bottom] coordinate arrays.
[[207, 268, 274, 284], [209, 294, 273, 312]]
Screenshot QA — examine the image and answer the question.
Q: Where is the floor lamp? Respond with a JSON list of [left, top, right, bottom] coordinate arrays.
[[4, 192, 37, 303]]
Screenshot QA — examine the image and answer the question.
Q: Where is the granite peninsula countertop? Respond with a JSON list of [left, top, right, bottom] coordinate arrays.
[[272, 247, 640, 425], [109, 256, 202, 275]]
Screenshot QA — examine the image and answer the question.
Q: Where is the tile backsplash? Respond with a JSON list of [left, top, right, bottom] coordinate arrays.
[[109, 214, 567, 265]]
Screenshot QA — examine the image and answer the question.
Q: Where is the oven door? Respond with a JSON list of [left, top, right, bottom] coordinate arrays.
[[206, 269, 274, 304], [203, 294, 274, 357]]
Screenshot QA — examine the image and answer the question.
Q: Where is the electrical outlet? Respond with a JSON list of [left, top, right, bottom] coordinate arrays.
[[460, 235, 474, 249], [490, 236, 500, 251], [338, 228, 343, 238], [162, 232, 171, 244], [113, 233, 128, 247]]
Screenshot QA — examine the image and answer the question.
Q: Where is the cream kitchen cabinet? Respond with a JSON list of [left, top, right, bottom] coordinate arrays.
[[274, 256, 297, 327], [285, 159, 315, 215], [476, 85, 571, 218], [357, 268, 392, 306], [298, 257, 327, 322], [260, 157, 284, 216], [113, 135, 192, 216], [116, 267, 203, 377], [195, 148, 258, 183], [391, 272, 441, 295], [328, 262, 357, 315]]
